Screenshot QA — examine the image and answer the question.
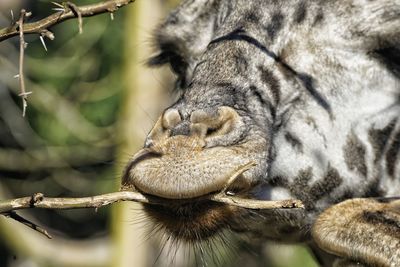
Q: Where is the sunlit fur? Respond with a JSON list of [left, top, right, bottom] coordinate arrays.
[[123, 0, 400, 266]]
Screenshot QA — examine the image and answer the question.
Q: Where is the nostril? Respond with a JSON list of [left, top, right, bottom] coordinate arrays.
[[190, 106, 241, 139], [162, 109, 182, 129], [206, 127, 219, 136], [147, 109, 182, 143], [204, 120, 231, 138]]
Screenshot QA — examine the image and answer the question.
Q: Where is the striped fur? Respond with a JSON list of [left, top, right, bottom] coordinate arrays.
[[123, 0, 400, 266]]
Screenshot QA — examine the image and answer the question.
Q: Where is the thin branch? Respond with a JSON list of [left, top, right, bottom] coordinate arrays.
[[0, 191, 304, 214], [0, 191, 303, 237], [66, 2, 83, 34], [0, 0, 135, 42], [0, 191, 145, 213], [17, 9, 32, 117], [210, 194, 304, 209], [220, 161, 257, 193], [4, 211, 52, 239]]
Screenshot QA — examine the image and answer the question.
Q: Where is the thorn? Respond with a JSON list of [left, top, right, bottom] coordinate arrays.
[[18, 91, 32, 97], [51, 1, 64, 9], [14, 74, 20, 78], [22, 101, 27, 117], [39, 36, 48, 51], [10, 10, 14, 21], [110, 12, 114, 21], [25, 11, 32, 17], [52, 8, 65, 12], [23, 41, 28, 49]]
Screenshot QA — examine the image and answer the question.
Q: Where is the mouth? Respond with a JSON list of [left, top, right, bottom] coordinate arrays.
[[126, 153, 255, 241], [121, 139, 257, 241], [122, 136, 261, 199], [121, 135, 302, 241]]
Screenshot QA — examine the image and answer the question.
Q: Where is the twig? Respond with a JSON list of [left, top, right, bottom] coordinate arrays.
[[0, 191, 304, 214], [0, 0, 135, 42], [0, 191, 303, 236], [17, 9, 32, 117], [4, 211, 52, 239], [39, 29, 55, 51], [0, 191, 147, 213], [66, 2, 83, 34], [220, 161, 257, 193], [210, 195, 305, 209]]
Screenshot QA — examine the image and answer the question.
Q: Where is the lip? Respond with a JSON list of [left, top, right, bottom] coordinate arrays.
[[121, 149, 162, 187], [124, 166, 255, 202], [123, 136, 259, 200], [129, 158, 256, 199]]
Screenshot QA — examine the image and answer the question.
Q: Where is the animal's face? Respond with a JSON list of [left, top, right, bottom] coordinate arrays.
[[123, 104, 271, 240], [121, 0, 400, 265], [122, 0, 274, 241]]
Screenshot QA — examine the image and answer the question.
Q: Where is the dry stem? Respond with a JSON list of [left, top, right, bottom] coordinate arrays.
[[0, 190, 303, 237], [3, 0, 134, 116], [4, 211, 52, 239], [0, 0, 135, 42], [0, 191, 304, 214], [17, 9, 31, 117], [66, 2, 83, 34]]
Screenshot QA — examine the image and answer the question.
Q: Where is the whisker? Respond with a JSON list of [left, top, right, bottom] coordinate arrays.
[[153, 233, 171, 266]]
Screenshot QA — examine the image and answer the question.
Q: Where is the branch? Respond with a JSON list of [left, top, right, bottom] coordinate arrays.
[[0, 191, 304, 214], [17, 9, 32, 117], [0, 192, 146, 213], [0, 0, 135, 42], [210, 195, 304, 209], [4, 211, 52, 239], [0, 190, 303, 237]]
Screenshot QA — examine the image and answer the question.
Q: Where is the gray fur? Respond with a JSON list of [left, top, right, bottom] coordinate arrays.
[[124, 0, 400, 265]]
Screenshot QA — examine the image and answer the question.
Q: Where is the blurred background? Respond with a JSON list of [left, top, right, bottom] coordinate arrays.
[[0, 1, 318, 266]]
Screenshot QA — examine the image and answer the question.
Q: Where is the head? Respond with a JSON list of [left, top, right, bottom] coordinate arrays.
[[122, 0, 275, 242]]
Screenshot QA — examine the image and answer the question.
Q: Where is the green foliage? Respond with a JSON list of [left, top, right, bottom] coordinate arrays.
[[0, 0, 125, 258]]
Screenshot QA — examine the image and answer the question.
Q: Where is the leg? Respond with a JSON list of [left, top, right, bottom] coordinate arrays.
[[311, 198, 400, 267]]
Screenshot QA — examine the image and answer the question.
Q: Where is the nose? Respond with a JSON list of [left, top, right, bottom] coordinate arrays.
[[145, 106, 241, 147]]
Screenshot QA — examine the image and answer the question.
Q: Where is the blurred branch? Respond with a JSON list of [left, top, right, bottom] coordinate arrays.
[[1, 57, 113, 143], [65, 2, 83, 34], [0, 84, 45, 146], [4, 211, 52, 239], [0, 218, 111, 267], [0, 0, 135, 42], [0, 146, 112, 171]]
